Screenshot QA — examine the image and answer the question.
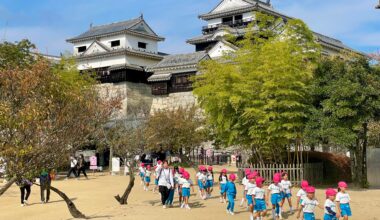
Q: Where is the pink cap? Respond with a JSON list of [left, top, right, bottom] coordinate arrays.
[[157, 160, 162, 165], [248, 173, 256, 180], [252, 171, 258, 177], [301, 180, 309, 189], [201, 165, 207, 171], [229, 173, 236, 181], [179, 167, 185, 174], [338, 181, 348, 188], [245, 168, 251, 176], [208, 166, 213, 171], [147, 165, 151, 169], [183, 171, 190, 180], [306, 186, 316, 193], [273, 175, 281, 183], [221, 168, 227, 173], [325, 188, 337, 197], [256, 177, 264, 186], [141, 163, 145, 167]]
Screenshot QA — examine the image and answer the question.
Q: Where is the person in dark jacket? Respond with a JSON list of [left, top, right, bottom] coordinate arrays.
[[77, 154, 88, 179], [16, 177, 33, 207], [40, 169, 51, 203]]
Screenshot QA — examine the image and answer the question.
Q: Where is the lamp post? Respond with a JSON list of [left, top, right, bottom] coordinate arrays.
[[376, 0, 380, 9]]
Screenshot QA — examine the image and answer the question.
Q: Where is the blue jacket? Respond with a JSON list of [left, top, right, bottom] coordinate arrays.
[[226, 181, 237, 195]]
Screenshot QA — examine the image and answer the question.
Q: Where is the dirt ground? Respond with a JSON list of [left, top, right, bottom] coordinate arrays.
[[0, 166, 379, 220]]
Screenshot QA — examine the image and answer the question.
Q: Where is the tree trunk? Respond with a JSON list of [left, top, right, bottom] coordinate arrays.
[[361, 123, 369, 188], [0, 177, 16, 197], [49, 185, 86, 219], [115, 163, 135, 205], [354, 138, 362, 187]]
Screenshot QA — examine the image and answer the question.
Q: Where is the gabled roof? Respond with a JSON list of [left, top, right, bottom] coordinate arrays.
[[199, 0, 291, 20], [148, 51, 209, 71], [67, 16, 164, 43]]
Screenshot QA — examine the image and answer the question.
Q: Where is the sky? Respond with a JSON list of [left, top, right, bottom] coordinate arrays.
[[0, 0, 379, 56]]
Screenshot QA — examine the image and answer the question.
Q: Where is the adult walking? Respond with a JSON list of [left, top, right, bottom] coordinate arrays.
[[77, 154, 88, 179], [66, 156, 78, 180], [16, 177, 33, 207], [157, 160, 174, 209], [40, 169, 51, 203]]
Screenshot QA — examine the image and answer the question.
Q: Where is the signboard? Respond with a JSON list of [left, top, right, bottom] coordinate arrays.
[[112, 157, 120, 173], [89, 156, 97, 170], [206, 149, 213, 157]]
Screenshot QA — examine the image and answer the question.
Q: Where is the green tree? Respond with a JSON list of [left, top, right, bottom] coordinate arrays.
[[193, 13, 320, 163], [0, 39, 36, 69], [305, 55, 380, 187]]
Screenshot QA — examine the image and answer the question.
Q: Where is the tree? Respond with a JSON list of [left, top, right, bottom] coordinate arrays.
[[193, 13, 320, 163], [144, 106, 206, 161], [305, 55, 380, 187], [0, 47, 121, 218], [0, 39, 36, 69]]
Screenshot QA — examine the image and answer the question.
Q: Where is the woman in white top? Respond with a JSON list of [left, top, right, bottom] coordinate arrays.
[[157, 160, 174, 208]]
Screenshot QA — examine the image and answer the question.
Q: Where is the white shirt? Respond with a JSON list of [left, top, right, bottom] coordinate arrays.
[[268, 183, 282, 194], [139, 167, 145, 174], [196, 172, 201, 179], [220, 176, 227, 184], [324, 199, 336, 215], [336, 192, 350, 204], [302, 197, 319, 213], [242, 177, 249, 190], [253, 187, 266, 199], [158, 168, 174, 188], [281, 180, 292, 194], [207, 172, 213, 180], [70, 159, 77, 168], [246, 182, 257, 195], [297, 189, 307, 200], [145, 170, 151, 177], [198, 173, 206, 182], [180, 178, 193, 188]]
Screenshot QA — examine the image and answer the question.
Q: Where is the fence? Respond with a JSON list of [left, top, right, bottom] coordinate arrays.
[[239, 163, 323, 185], [189, 154, 231, 166]]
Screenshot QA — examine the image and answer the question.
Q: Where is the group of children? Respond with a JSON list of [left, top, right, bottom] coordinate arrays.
[[138, 162, 352, 220]]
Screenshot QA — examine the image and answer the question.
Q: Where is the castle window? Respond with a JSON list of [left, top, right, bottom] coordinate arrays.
[[111, 40, 120, 47], [138, 42, 147, 49], [222, 16, 233, 24], [77, 46, 86, 53]]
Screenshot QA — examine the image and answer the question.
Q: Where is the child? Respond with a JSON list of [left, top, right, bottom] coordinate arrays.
[[139, 163, 146, 186], [253, 177, 267, 220], [297, 180, 309, 211], [177, 167, 185, 204], [196, 166, 203, 197], [240, 168, 251, 207], [280, 172, 293, 213], [180, 171, 194, 210], [297, 186, 323, 220], [336, 181, 351, 220], [226, 173, 237, 215], [206, 166, 214, 198], [268, 174, 283, 220], [324, 188, 339, 220], [246, 173, 257, 220], [144, 165, 151, 191], [197, 166, 207, 199], [219, 168, 228, 203]]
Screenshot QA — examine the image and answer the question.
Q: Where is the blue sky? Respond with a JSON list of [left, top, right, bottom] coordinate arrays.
[[0, 0, 379, 55]]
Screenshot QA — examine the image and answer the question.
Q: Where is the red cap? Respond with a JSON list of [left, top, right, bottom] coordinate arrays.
[[147, 165, 151, 169], [338, 181, 348, 188], [141, 163, 145, 167], [208, 166, 213, 171], [273, 175, 281, 183], [306, 186, 316, 193], [325, 188, 337, 197], [248, 173, 256, 180], [221, 168, 227, 173], [179, 167, 185, 174], [252, 171, 258, 177], [229, 173, 236, 181], [256, 177, 264, 187], [157, 160, 162, 165], [245, 168, 251, 175]]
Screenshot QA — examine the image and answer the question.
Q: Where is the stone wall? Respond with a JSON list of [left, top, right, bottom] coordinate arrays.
[[98, 83, 197, 119]]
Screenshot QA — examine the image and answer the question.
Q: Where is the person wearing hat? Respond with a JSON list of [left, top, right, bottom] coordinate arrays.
[[246, 173, 257, 220], [144, 165, 152, 191], [226, 173, 237, 215], [324, 188, 340, 220], [336, 181, 351, 219], [280, 172, 293, 213], [297, 180, 309, 212], [179, 171, 194, 210], [268, 174, 284, 220], [253, 177, 267, 220], [240, 168, 251, 208], [206, 166, 214, 198], [139, 162, 146, 186], [297, 186, 323, 220], [219, 168, 228, 203], [153, 161, 162, 193]]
